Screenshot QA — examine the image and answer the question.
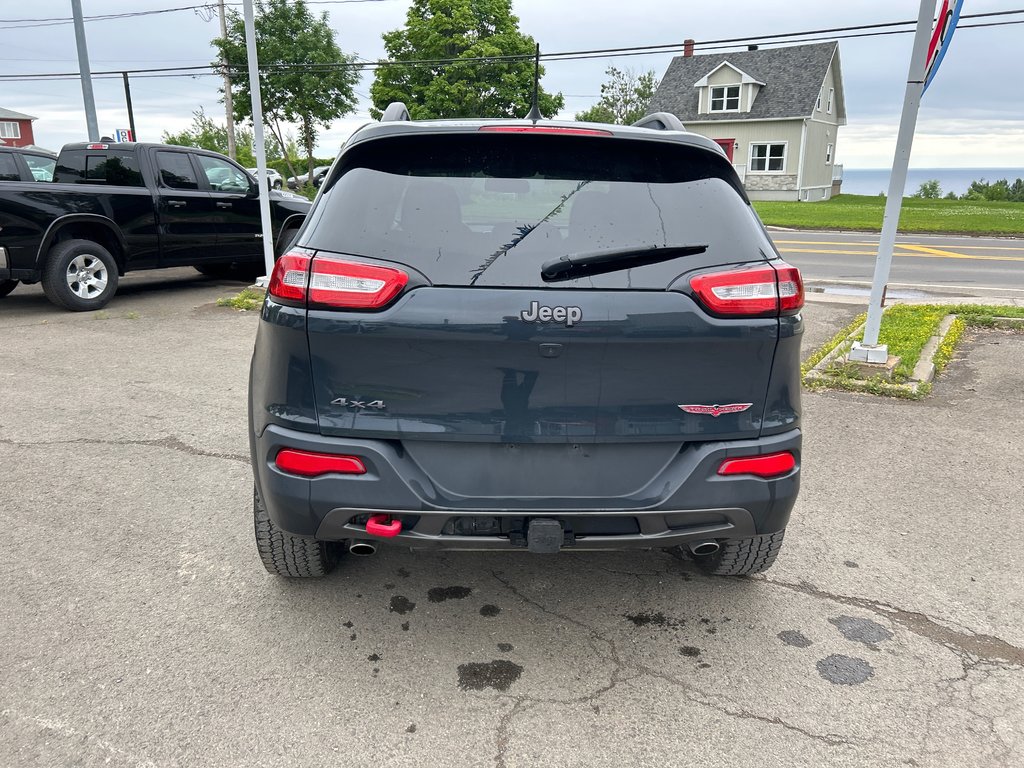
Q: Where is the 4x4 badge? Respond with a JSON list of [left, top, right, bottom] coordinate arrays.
[[678, 403, 752, 417]]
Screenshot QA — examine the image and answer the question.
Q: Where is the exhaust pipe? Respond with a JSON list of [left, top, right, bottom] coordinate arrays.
[[689, 540, 721, 557], [348, 541, 377, 556]]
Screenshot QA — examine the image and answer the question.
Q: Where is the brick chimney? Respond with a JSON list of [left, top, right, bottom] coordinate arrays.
[[684, 39, 695, 57]]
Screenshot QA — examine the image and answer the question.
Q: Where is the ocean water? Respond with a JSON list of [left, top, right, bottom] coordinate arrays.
[[840, 168, 1024, 197]]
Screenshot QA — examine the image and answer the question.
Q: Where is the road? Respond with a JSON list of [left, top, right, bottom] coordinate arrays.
[[770, 229, 1024, 297], [1, 273, 1023, 766]]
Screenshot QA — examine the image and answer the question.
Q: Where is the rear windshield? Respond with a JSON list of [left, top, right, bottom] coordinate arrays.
[[302, 133, 768, 288]]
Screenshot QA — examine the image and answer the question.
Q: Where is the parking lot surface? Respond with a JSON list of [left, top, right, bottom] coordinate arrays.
[[1, 271, 1022, 767]]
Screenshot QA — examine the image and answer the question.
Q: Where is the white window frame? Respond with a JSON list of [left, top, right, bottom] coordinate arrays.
[[0, 121, 21, 139], [825, 143, 834, 165], [748, 142, 788, 174], [709, 84, 741, 113], [816, 89, 822, 111], [827, 88, 835, 114]]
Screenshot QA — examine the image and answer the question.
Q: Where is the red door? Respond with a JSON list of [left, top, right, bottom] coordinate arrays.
[[713, 139, 735, 162]]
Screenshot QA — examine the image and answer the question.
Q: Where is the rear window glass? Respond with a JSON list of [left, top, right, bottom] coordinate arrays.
[[53, 150, 143, 186], [0, 153, 19, 181], [303, 133, 766, 288], [156, 152, 199, 190]]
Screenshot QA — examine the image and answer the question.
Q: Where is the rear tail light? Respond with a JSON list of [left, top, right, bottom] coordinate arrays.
[[267, 251, 408, 310], [718, 451, 796, 478], [268, 251, 310, 302], [309, 256, 408, 309], [689, 262, 804, 317], [275, 449, 366, 477]]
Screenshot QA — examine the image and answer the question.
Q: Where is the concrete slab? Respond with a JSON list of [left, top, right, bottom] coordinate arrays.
[[1, 277, 1022, 767]]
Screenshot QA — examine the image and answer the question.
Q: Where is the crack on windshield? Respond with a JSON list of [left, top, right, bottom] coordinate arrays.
[[468, 179, 590, 286]]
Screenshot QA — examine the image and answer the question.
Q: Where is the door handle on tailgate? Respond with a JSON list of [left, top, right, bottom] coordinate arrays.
[[166, 200, 186, 208], [216, 201, 233, 209]]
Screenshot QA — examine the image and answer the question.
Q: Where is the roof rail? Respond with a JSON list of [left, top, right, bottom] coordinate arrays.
[[381, 102, 412, 122], [631, 112, 685, 132]]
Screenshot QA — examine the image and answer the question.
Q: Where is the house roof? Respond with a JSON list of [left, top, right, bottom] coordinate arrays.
[[648, 42, 845, 123], [0, 107, 37, 121]]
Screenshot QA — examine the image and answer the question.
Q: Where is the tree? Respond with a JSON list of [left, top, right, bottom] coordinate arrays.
[[213, 0, 358, 185], [575, 67, 659, 125], [911, 179, 942, 199], [369, 0, 563, 120], [162, 108, 280, 167]]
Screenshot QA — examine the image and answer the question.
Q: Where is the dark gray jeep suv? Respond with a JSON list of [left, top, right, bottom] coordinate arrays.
[[248, 107, 803, 578]]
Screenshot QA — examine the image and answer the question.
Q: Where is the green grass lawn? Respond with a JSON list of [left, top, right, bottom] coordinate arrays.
[[753, 194, 1024, 235]]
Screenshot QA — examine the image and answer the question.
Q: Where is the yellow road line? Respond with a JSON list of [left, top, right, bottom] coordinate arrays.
[[777, 247, 1024, 263], [773, 239, 1024, 252]]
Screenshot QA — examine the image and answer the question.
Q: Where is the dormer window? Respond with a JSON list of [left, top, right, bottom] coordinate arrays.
[[710, 85, 741, 112]]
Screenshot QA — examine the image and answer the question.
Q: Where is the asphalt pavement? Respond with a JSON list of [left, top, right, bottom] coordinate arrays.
[[1, 271, 1022, 767], [771, 229, 1024, 297]]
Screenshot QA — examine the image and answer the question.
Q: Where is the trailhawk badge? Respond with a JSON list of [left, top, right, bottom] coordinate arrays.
[[678, 403, 752, 417]]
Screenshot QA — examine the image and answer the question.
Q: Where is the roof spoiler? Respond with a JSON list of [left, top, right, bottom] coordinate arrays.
[[381, 102, 412, 122], [631, 112, 685, 132]]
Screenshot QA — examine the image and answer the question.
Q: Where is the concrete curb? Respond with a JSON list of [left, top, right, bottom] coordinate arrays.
[[804, 313, 965, 398]]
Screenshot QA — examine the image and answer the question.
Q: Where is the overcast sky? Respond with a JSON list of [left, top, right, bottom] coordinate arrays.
[[1, 0, 1021, 168]]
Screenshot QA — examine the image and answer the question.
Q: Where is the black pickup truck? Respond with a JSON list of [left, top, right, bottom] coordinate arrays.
[[0, 142, 311, 309]]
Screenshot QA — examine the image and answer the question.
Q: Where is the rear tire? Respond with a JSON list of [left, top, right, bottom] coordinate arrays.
[[693, 531, 786, 576], [253, 486, 338, 578], [0, 279, 17, 298], [42, 239, 119, 311]]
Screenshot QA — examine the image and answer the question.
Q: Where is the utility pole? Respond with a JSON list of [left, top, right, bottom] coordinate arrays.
[[71, 0, 99, 141], [122, 72, 137, 141], [219, 0, 237, 160]]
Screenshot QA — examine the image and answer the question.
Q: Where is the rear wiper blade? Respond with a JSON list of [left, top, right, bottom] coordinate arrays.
[[540, 245, 708, 283]]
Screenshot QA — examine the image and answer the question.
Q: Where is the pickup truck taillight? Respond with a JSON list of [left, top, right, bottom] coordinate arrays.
[[268, 251, 409, 309], [689, 262, 804, 317]]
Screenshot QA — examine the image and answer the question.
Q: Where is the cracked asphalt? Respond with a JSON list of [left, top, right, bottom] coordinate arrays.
[[1, 269, 1023, 767]]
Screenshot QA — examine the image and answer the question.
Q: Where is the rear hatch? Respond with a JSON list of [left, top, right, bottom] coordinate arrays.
[[293, 129, 794, 496]]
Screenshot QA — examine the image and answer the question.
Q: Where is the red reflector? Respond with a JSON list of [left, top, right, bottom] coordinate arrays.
[[268, 251, 310, 302], [309, 255, 408, 309], [478, 125, 612, 136], [718, 452, 796, 478], [275, 449, 366, 477]]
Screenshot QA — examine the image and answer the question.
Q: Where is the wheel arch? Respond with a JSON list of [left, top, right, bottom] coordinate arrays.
[[36, 215, 128, 274]]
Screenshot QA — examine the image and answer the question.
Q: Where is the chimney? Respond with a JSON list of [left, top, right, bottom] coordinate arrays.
[[684, 39, 695, 58]]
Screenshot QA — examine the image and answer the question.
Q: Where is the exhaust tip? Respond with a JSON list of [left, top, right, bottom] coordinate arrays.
[[689, 540, 721, 557], [348, 541, 377, 556]]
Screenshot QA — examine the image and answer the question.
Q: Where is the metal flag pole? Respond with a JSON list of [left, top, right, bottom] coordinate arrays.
[[849, 0, 936, 363], [241, 0, 276, 281]]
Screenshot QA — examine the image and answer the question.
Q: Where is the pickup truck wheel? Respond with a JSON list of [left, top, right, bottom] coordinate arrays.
[[42, 240, 118, 311], [0, 279, 17, 298], [692, 531, 786, 576], [254, 486, 339, 578]]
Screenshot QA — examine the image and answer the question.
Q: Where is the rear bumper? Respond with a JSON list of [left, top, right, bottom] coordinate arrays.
[[251, 424, 801, 551]]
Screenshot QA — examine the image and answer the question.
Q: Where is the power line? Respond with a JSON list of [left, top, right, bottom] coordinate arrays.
[[1, 13, 1022, 83], [0, 0, 398, 29]]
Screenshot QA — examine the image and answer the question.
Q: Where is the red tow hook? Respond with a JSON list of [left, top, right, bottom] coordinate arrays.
[[366, 513, 402, 538]]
